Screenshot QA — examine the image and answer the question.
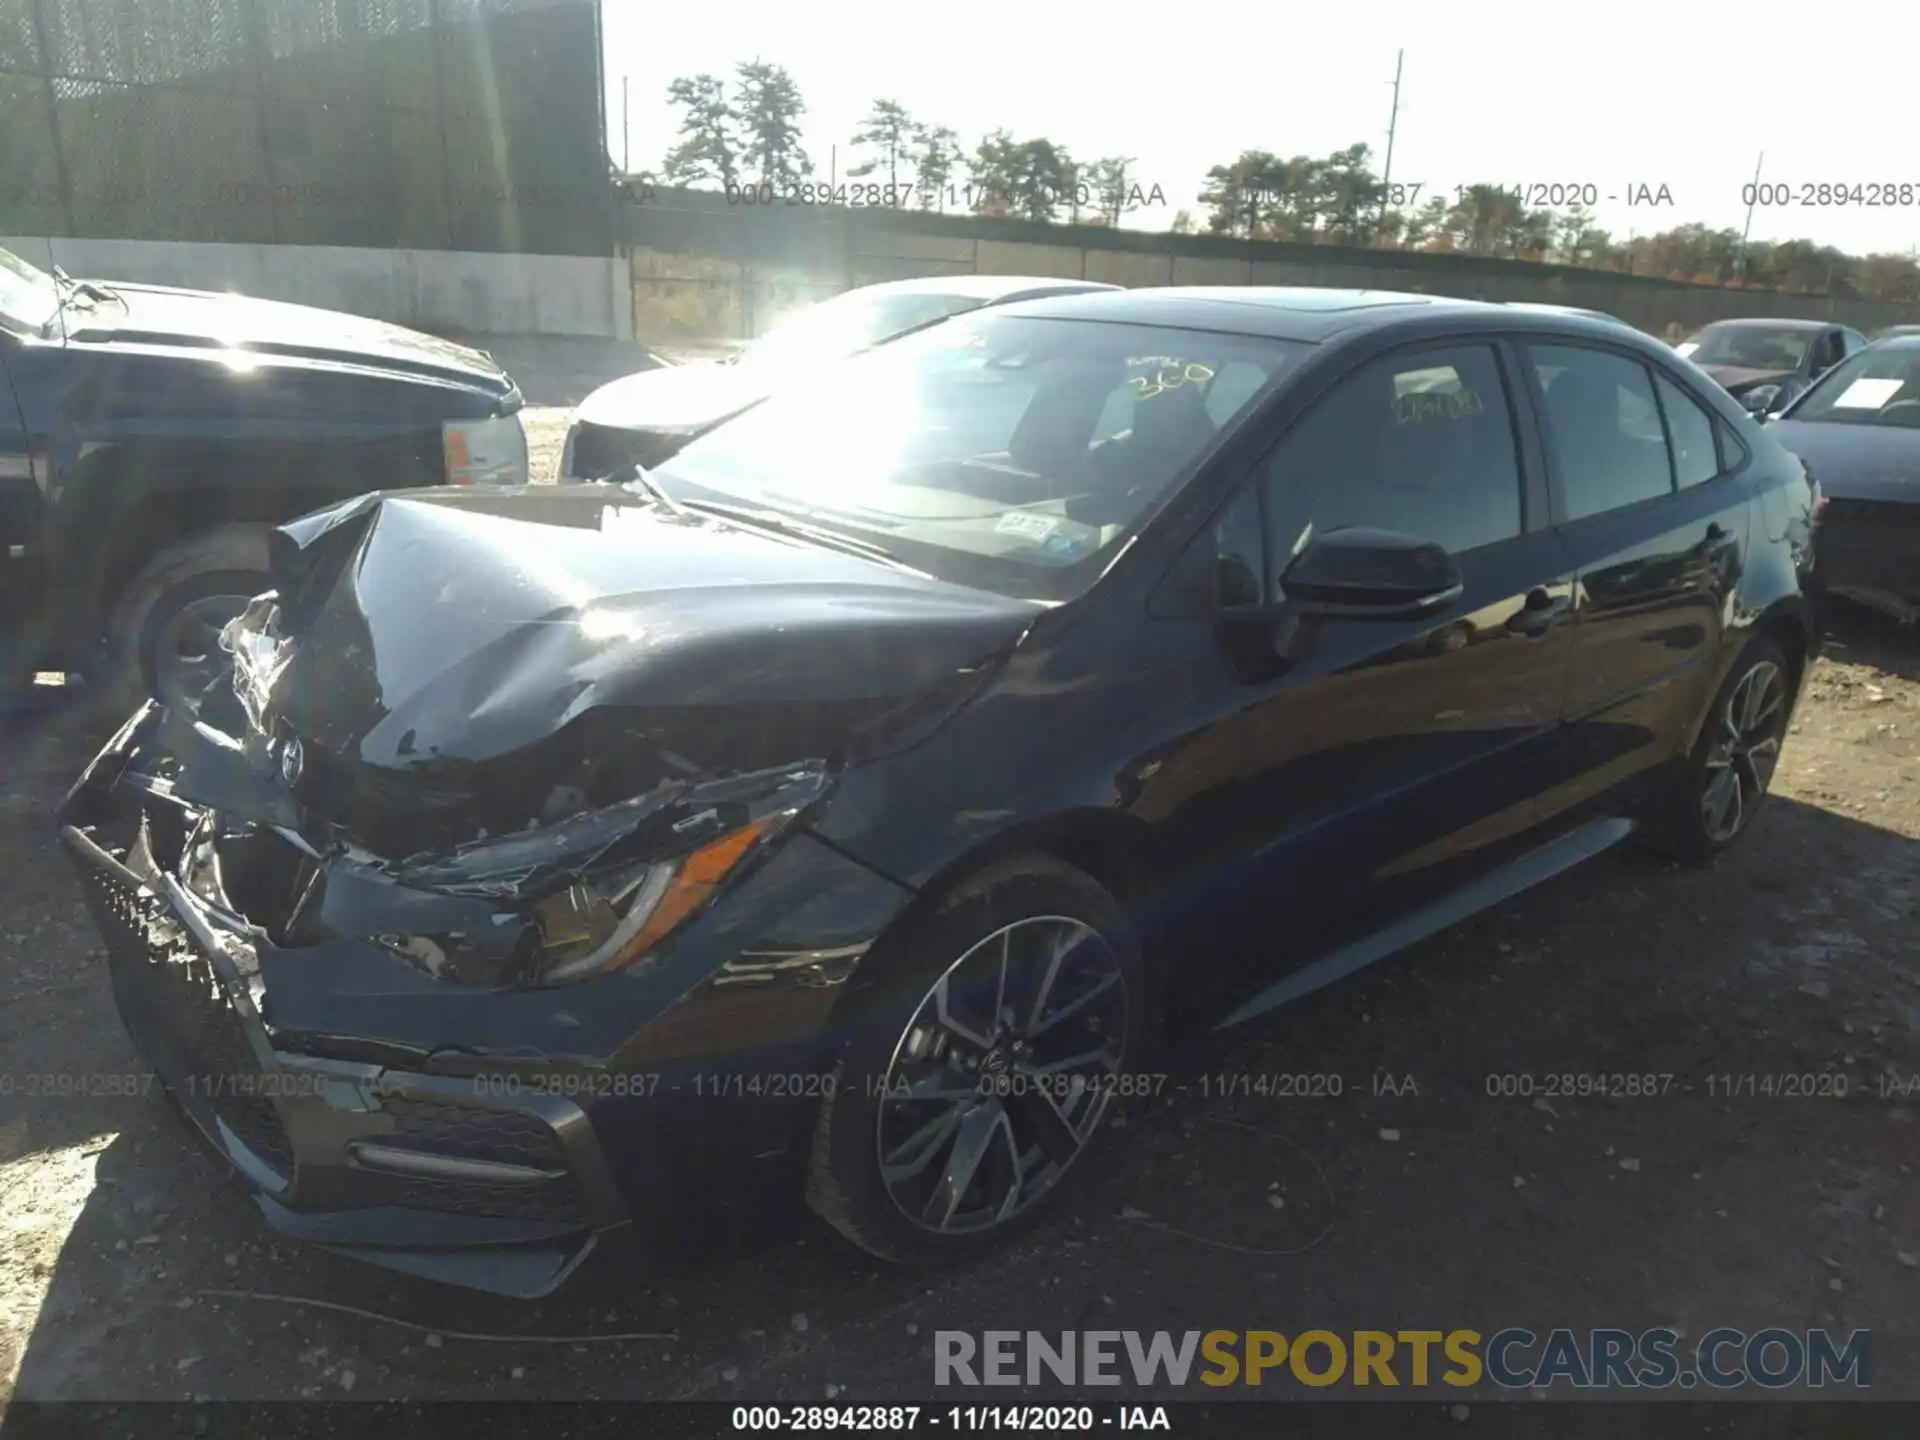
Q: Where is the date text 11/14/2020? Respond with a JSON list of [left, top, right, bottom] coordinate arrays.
[[731, 1404, 1172, 1432], [722, 180, 1173, 210], [466, 1070, 1175, 1102], [1337, 183, 1675, 210]]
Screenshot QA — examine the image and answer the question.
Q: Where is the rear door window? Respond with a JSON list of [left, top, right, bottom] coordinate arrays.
[[1524, 345, 1675, 521]]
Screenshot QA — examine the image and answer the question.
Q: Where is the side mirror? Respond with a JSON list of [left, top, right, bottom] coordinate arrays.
[[1742, 384, 1784, 419], [1211, 553, 1264, 609], [1279, 528, 1464, 618]]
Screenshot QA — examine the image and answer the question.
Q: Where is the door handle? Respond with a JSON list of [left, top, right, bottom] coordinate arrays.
[[1506, 588, 1570, 637]]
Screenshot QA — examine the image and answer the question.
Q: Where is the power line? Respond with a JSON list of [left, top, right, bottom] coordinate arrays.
[[1735, 150, 1763, 280], [1379, 48, 1404, 221]]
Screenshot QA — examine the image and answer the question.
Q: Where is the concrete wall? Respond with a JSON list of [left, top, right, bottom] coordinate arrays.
[[1, 238, 633, 340], [627, 193, 1920, 343]]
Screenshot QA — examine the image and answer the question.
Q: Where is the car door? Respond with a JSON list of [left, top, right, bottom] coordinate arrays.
[[1131, 338, 1580, 1006], [1517, 340, 1748, 811], [1802, 328, 1846, 398]]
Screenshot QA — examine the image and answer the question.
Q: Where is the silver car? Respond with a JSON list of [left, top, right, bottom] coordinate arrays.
[[562, 275, 1121, 482]]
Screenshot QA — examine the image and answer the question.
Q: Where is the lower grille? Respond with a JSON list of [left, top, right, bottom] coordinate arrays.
[[77, 846, 294, 1179], [332, 1095, 587, 1224], [336, 1170, 587, 1225], [382, 1095, 572, 1169]]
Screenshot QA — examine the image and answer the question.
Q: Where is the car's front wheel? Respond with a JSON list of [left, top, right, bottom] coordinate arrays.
[[805, 856, 1148, 1264], [102, 525, 272, 718], [1647, 633, 1795, 864]]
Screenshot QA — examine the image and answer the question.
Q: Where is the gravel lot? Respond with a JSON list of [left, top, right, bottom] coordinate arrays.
[[1, 339, 1915, 1410]]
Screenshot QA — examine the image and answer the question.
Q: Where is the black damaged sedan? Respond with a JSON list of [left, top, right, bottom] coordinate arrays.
[[60, 288, 1822, 1296]]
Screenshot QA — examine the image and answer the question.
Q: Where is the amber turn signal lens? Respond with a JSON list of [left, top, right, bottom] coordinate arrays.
[[606, 816, 777, 970]]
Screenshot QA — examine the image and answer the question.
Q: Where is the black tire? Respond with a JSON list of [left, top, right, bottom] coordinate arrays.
[[1643, 634, 1796, 866], [101, 525, 272, 717], [804, 855, 1148, 1265]]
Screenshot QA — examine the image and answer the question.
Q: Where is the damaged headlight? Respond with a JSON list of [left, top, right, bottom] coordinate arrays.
[[394, 762, 829, 987], [527, 819, 767, 984]]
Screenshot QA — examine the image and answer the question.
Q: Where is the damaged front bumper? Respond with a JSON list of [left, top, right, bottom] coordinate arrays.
[[57, 703, 915, 1297], [59, 711, 623, 1297]]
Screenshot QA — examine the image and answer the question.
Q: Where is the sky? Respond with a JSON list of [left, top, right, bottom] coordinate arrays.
[[600, 0, 1920, 259]]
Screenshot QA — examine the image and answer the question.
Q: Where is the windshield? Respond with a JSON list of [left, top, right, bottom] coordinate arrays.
[[737, 289, 988, 372], [649, 313, 1309, 601], [0, 246, 59, 333], [1782, 344, 1920, 429], [1677, 325, 1812, 371]]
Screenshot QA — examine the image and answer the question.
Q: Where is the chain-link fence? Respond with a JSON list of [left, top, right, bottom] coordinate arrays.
[[0, 0, 611, 254]]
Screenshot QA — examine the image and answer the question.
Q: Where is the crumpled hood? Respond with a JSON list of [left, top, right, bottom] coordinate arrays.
[[573, 360, 773, 434], [246, 486, 1039, 849], [1766, 419, 1920, 503], [1698, 363, 1795, 394], [65, 282, 515, 397]]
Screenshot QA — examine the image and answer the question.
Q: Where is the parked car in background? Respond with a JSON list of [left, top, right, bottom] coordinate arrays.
[[1871, 323, 1920, 342], [560, 275, 1121, 482], [60, 287, 1819, 1295], [0, 244, 526, 712], [1767, 334, 1920, 623], [1675, 318, 1868, 417]]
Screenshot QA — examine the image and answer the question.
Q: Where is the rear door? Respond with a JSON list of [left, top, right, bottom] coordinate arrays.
[[1517, 340, 1750, 808]]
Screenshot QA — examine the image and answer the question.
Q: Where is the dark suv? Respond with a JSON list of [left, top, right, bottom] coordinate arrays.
[[60, 288, 1821, 1295], [1, 244, 527, 710]]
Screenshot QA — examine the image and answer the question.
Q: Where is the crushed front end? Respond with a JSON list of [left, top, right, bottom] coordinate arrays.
[[54, 492, 1035, 1293], [59, 706, 622, 1296], [57, 686, 902, 1297]]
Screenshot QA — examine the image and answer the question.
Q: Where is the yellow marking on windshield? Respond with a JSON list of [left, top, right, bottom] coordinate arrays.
[[1392, 388, 1485, 425], [1129, 361, 1216, 400]]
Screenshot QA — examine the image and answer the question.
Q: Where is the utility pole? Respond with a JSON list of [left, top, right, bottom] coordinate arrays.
[[621, 76, 630, 174], [1379, 49, 1404, 227], [1735, 150, 1763, 281]]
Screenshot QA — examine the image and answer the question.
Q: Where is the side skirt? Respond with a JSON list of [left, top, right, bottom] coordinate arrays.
[[1215, 816, 1636, 1031]]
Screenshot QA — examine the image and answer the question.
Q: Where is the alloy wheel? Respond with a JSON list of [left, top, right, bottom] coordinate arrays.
[[1701, 659, 1787, 844], [875, 915, 1129, 1236], [151, 593, 250, 715]]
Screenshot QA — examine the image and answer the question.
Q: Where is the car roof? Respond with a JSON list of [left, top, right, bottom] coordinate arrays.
[[981, 285, 1650, 345], [1694, 317, 1832, 333], [1502, 302, 1626, 322], [851, 274, 1120, 302]]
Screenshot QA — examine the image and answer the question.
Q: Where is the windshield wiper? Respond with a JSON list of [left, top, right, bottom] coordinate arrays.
[[678, 497, 930, 576], [51, 265, 123, 308], [620, 463, 691, 517]]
